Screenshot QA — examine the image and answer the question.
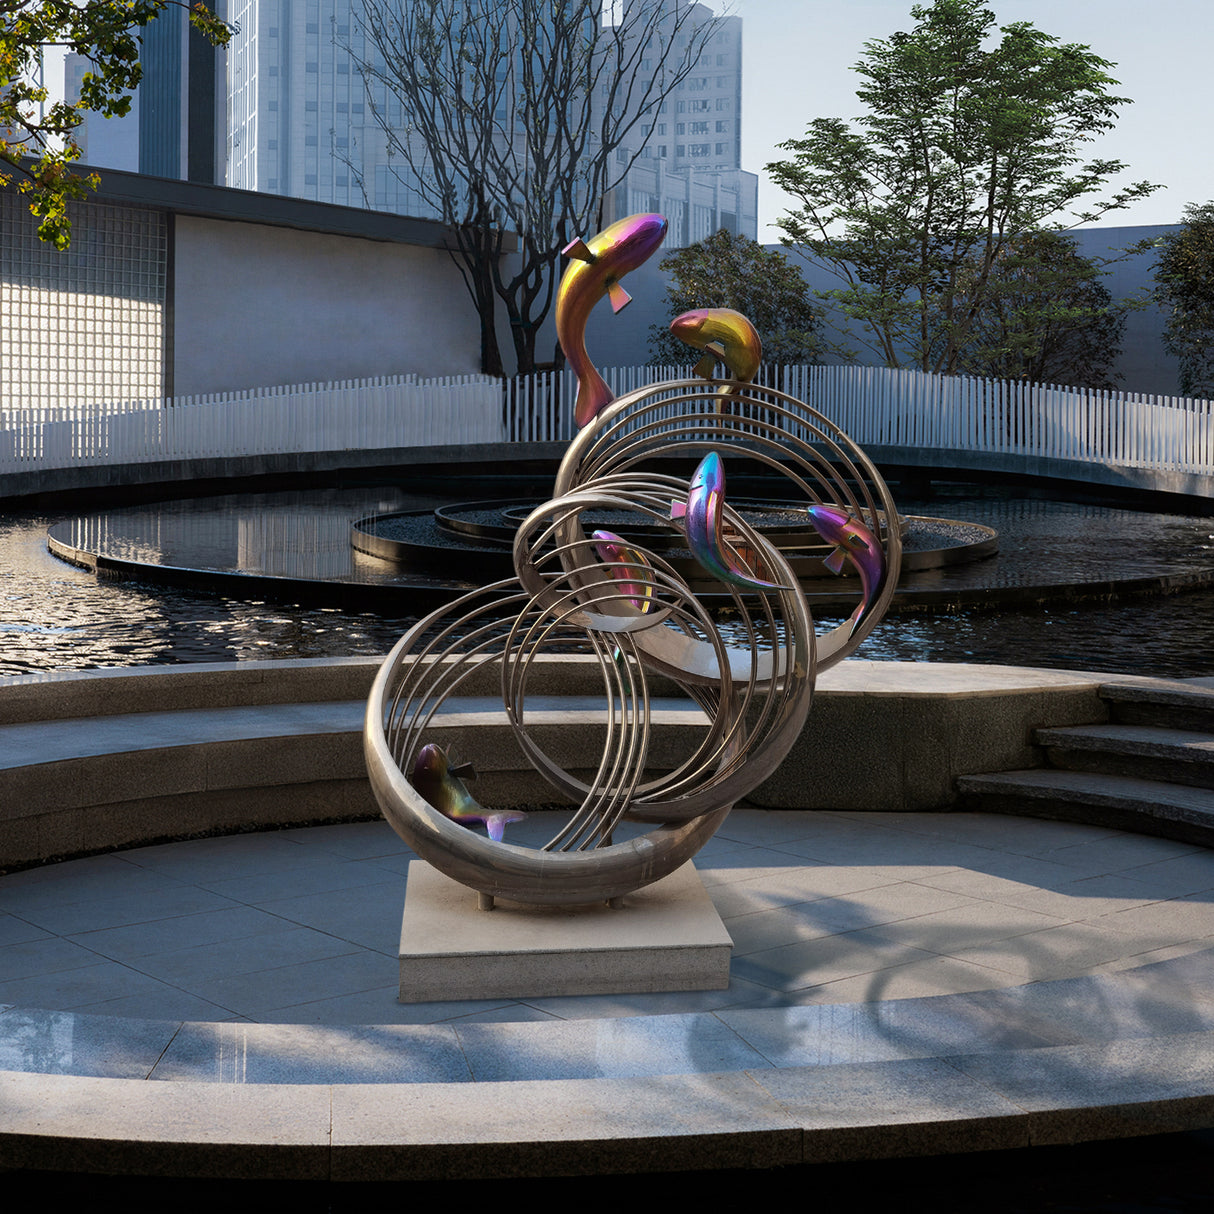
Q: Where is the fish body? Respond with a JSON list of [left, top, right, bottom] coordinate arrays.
[[674, 453, 784, 591], [670, 308, 762, 386], [556, 213, 668, 428], [410, 742, 525, 842], [807, 504, 887, 635], [591, 529, 655, 612]]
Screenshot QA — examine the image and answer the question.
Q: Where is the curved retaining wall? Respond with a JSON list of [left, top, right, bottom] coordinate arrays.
[[1, 658, 1212, 1182]]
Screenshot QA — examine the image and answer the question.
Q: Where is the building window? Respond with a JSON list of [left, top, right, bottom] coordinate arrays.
[[716, 120, 728, 132]]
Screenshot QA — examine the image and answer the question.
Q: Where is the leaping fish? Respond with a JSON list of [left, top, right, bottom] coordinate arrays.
[[556, 213, 668, 429], [807, 503, 888, 636], [672, 453, 789, 592], [409, 742, 525, 842], [670, 308, 762, 409], [591, 529, 656, 613]]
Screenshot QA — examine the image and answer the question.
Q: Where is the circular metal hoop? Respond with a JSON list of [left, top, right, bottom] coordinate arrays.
[[363, 381, 899, 906]]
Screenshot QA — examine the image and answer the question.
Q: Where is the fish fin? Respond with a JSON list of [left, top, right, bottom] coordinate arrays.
[[485, 810, 527, 842], [670, 500, 687, 521], [824, 545, 848, 576], [606, 280, 632, 313], [562, 237, 595, 263], [693, 352, 717, 379], [705, 341, 727, 360], [449, 761, 477, 781]]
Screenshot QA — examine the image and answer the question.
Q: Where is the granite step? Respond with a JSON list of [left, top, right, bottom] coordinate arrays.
[[1101, 681, 1214, 732], [956, 768, 1214, 846], [1034, 722, 1214, 790]]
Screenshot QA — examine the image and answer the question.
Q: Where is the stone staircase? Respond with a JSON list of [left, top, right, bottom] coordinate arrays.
[[957, 681, 1214, 846]]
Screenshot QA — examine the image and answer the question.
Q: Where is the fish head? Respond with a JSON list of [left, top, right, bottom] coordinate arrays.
[[588, 213, 668, 275], [411, 742, 449, 783], [690, 451, 726, 503], [807, 503, 853, 547]]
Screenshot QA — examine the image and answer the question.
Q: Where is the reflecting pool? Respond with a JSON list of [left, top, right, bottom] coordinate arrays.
[[3, 483, 1212, 680]]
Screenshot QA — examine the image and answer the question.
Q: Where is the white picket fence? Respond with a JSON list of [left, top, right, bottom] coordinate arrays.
[[0, 374, 507, 472], [0, 364, 1210, 477], [503, 364, 1214, 474]]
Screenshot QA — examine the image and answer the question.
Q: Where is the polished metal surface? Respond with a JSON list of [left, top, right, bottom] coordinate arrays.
[[364, 374, 901, 907]]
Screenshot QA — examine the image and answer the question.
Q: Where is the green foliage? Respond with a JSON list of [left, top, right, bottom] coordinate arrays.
[[2, 2, 231, 249], [648, 230, 824, 367], [1155, 203, 1214, 398], [765, 0, 1157, 377], [941, 232, 1126, 389]]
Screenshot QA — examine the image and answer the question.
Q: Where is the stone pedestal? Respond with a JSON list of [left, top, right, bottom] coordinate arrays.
[[398, 860, 732, 1003]]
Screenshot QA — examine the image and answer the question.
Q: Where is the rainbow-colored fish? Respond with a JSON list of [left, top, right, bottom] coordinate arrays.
[[410, 743, 525, 842], [670, 308, 762, 400], [672, 453, 786, 591], [807, 504, 887, 635], [591, 529, 656, 612], [556, 213, 668, 428]]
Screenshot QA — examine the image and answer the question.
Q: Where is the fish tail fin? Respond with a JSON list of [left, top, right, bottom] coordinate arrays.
[[574, 371, 615, 428]]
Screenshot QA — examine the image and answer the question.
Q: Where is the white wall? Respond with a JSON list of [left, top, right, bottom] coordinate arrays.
[[172, 216, 481, 396]]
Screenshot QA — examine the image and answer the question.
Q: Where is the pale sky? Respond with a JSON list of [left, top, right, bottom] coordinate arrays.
[[733, 0, 1213, 236]]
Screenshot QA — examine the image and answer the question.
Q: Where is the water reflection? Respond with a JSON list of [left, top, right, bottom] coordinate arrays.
[[4, 483, 1212, 680]]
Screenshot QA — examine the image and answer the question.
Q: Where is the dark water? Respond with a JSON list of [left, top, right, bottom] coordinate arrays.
[[3, 484, 1213, 679]]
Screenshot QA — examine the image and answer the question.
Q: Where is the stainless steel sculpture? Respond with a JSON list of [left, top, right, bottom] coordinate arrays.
[[364, 214, 901, 907]]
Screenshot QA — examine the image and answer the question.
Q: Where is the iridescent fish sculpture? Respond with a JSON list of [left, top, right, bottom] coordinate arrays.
[[670, 307, 762, 410], [557, 213, 669, 428], [672, 452, 788, 592], [410, 742, 525, 842], [591, 529, 656, 613], [807, 503, 888, 636]]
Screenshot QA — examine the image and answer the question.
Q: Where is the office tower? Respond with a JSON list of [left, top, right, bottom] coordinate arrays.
[[67, 7, 223, 182], [223, 0, 755, 243]]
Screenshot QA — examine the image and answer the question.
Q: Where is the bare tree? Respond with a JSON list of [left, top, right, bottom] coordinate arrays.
[[349, 0, 722, 376]]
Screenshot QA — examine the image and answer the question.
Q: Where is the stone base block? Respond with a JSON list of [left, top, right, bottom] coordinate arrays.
[[398, 861, 732, 1003]]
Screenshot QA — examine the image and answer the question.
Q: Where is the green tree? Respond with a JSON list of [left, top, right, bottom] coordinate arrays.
[[766, 0, 1157, 375], [941, 232, 1126, 389], [648, 229, 824, 367], [2, 2, 231, 249], [1154, 203, 1214, 398]]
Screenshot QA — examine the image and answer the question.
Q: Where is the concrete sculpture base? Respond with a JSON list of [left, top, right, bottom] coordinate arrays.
[[398, 860, 732, 1002]]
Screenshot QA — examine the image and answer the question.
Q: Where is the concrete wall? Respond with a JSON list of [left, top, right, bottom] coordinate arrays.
[[576, 225, 1185, 397], [172, 215, 481, 396]]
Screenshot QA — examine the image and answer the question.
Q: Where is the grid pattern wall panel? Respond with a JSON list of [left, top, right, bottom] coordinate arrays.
[[0, 194, 167, 417]]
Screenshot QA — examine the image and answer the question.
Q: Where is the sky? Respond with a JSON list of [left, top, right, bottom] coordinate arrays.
[[732, 0, 1213, 237]]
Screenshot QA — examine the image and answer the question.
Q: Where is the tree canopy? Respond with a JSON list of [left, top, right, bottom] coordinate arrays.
[[1154, 203, 1214, 399], [648, 229, 823, 367], [765, 0, 1156, 378], [350, 0, 721, 377], [2, 1, 231, 249], [939, 232, 1126, 389]]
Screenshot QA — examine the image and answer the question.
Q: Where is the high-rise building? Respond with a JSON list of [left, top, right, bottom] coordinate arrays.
[[222, 0, 754, 244], [67, 7, 224, 181]]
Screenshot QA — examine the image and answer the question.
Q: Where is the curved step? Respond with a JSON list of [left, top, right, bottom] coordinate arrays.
[[957, 769, 1214, 845], [1035, 723, 1214, 790]]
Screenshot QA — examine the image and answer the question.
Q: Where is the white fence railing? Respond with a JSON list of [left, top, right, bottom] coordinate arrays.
[[0, 365, 1210, 478], [0, 373, 506, 472], [502, 364, 1214, 475]]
